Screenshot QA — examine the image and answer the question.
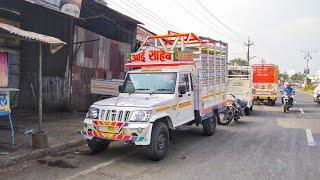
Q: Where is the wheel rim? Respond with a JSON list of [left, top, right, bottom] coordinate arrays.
[[158, 133, 166, 150]]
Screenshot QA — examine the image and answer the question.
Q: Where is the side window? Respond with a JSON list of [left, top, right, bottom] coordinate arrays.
[[179, 73, 190, 92]]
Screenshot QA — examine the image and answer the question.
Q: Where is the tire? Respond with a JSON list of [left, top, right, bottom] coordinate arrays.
[[146, 122, 169, 161], [203, 114, 216, 136], [217, 107, 233, 125], [87, 138, 110, 153], [245, 107, 250, 116]]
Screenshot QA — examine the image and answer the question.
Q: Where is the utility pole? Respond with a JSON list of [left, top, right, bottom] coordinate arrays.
[[299, 50, 318, 74], [244, 37, 254, 64]]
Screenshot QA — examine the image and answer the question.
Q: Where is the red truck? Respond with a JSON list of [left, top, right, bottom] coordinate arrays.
[[252, 64, 278, 105]]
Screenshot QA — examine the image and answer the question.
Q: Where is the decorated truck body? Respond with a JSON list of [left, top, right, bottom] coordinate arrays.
[[77, 32, 228, 160], [227, 65, 253, 115], [252, 64, 278, 105]]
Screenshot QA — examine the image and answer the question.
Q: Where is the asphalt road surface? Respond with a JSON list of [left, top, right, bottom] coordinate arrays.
[[1, 90, 320, 180]]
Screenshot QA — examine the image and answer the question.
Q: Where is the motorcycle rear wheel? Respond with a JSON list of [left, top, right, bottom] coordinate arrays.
[[217, 108, 233, 125]]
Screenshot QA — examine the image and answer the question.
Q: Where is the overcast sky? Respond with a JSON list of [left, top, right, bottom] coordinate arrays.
[[106, 0, 320, 74]]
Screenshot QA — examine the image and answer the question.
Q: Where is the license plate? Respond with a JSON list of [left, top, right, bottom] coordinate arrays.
[[97, 126, 118, 133]]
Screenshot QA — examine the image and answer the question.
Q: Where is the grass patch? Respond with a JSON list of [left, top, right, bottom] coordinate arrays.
[[301, 84, 317, 93]]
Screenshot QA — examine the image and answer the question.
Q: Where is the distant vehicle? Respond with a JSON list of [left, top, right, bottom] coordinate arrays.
[[313, 84, 320, 104], [227, 65, 253, 115], [252, 64, 278, 105]]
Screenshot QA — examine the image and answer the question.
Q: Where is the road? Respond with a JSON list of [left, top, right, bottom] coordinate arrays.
[[1, 90, 320, 180]]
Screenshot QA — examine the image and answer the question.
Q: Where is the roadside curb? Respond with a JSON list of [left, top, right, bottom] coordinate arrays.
[[0, 139, 86, 169]]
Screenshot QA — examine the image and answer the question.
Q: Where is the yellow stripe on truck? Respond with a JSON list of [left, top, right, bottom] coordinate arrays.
[[178, 101, 192, 108], [156, 106, 171, 113]]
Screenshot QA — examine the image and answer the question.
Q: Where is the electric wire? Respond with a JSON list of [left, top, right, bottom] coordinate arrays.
[[107, 0, 165, 33], [130, 0, 181, 31], [195, 0, 247, 40]]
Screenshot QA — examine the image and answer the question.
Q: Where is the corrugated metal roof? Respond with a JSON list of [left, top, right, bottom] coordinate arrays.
[[0, 23, 66, 45]]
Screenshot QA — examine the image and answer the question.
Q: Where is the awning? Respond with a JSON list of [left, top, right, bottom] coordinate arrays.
[[0, 23, 66, 53]]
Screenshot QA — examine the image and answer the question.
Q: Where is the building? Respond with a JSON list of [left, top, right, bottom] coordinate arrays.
[[0, 0, 141, 112]]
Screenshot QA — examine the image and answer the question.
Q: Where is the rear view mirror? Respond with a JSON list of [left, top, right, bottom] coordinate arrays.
[[178, 86, 186, 95]]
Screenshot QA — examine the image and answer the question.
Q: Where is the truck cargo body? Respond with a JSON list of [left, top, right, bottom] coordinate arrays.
[[252, 64, 278, 105], [227, 65, 253, 109]]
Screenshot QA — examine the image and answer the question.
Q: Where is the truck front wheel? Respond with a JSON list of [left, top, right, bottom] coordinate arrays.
[[146, 122, 169, 161], [203, 115, 216, 136], [87, 138, 110, 153]]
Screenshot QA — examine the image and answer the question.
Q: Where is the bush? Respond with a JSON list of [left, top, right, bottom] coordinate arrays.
[[301, 84, 317, 93]]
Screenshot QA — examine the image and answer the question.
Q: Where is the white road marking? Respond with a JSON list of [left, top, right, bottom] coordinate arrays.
[[299, 108, 305, 114], [62, 151, 135, 180], [305, 129, 316, 146]]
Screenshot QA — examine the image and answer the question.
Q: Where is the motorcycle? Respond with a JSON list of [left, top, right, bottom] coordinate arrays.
[[218, 94, 246, 125], [282, 93, 294, 112], [314, 93, 320, 104]]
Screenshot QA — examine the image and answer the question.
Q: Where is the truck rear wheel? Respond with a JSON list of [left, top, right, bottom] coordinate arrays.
[[87, 138, 110, 153], [146, 122, 169, 161], [203, 115, 216, 136]]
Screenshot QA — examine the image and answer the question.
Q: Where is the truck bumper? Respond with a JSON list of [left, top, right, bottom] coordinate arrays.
[[80, 119, 152, 146], [253, 95, 277, 101]]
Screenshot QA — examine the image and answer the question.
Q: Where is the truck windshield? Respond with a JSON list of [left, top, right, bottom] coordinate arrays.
[[121, 72, 177, 94]]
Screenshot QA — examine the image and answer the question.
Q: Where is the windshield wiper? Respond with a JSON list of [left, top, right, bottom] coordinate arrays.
[[128, 88, 150, 94], [149, 89, 172, 95]]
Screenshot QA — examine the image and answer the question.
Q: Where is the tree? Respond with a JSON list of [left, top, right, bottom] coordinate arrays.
[[290, 73, 306, 82], [229, 58, 248, 66], [279, 73, 289, 81]]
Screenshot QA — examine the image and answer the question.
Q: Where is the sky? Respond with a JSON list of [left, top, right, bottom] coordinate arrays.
[[106, 0, 320, 74]]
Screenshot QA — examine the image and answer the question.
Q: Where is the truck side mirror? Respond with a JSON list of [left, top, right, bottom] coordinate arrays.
[[178, 86, 186, 96], [119, 85, 123, 92]]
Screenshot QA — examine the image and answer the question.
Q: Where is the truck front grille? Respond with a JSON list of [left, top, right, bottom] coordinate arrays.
[[100, 109, 131, 122]]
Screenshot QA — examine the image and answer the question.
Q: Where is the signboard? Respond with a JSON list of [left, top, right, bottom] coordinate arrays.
[[175, 51, 199, 61], [0, 53, 8, 87], [0, 91, 10, 113], [130, 48, 173, 63], [25, 0, 82, 18]]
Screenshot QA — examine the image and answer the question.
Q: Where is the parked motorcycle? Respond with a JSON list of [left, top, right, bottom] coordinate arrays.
[[218, 94, 246, 125], [282, 93, 294, 112]]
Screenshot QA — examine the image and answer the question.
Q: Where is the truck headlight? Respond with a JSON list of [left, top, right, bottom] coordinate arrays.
[[86, 107, 100, 119], [129, 110, 151, 122]]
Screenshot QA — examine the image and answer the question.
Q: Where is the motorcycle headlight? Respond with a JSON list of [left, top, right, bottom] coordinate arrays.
[[86, 107, 100, 119], [129, 110, 151, 122]]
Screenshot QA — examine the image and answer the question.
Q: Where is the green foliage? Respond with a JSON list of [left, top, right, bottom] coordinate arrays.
[[301, 84, 317, 93], [290, 73, 306, 82], [279, 73, 289, 81], [229, 58, 248, 66]]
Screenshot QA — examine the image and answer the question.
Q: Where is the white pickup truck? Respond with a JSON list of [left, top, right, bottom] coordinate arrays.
[[77, 32, 228, 160]]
